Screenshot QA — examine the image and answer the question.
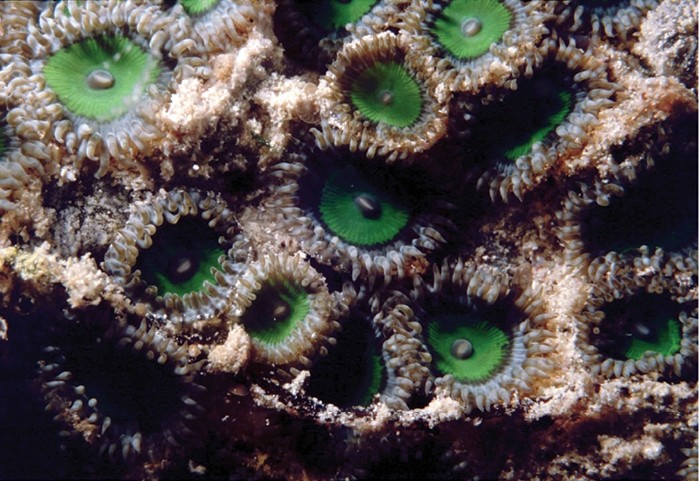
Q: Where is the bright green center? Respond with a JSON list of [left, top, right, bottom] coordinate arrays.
[[319, 168, 410, 246], [242, 279, 310, 345], [350, 61, 422, 128], [427, 311, 509, 383], [296, 0, 378, 30], [180, 0, 219, 15], [625, 318, 682, 360], [432, 0, 512, 60], [44, 35, 161, 122], [137, 216, 225, 298]]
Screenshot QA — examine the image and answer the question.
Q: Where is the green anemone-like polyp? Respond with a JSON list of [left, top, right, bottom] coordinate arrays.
[[319, 167, 410, 246], [296, 0, 378, 31], [476, 76, 573, 162], [431, 0, 513, 60], [242, 279, 310, 345], [180, 0, 219, 16], [427, 310, 509, 383], [350, 61, 422, 128], [624, 318, 682, 360], [137, 216, 225, 298], [600, 294, 683, 361], [307, 319, 384, 407], [501, 80, 572, 161], [43, 35, 161, 122]]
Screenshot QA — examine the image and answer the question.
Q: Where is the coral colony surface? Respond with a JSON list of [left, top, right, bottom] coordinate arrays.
[[0, 0, 697, 479]]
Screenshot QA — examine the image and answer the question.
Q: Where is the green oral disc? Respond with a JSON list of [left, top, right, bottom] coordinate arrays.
[[44, 35, 161, 122], [138, 217, 224, 297], [428, 311, 509, 383], [180, 0, 220, 15], [350, 61, 422, 127], [319, 168, 410, 246], [243, 279, 310, 345], [624, 318, 682, 360], [500, 82, 572, 161], [475, 76, 573, 162], [601, 294, 685, 362], [298, 0, 378, 31], [431, 0, 512, 60]]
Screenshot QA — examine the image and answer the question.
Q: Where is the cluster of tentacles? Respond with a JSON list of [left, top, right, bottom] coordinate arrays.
[[0, 0, 696, 480]]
